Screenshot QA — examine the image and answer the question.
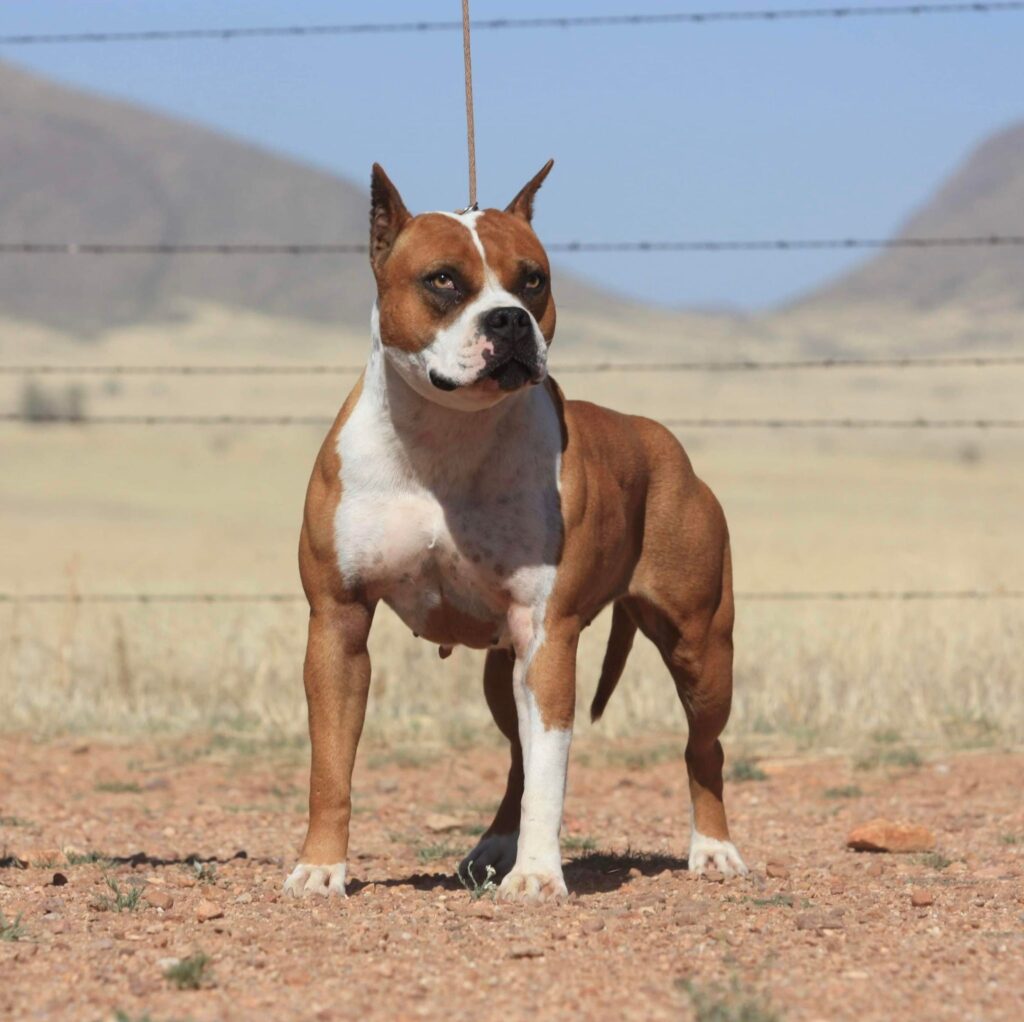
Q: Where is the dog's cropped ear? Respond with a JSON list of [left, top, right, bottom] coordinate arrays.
[[504, 159, 554, 223], [370, 163, 412, 272]]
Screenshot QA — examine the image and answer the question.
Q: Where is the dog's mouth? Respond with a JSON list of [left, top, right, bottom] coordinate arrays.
[[428, 358, 545, 394], [481, 353, 547, 392]]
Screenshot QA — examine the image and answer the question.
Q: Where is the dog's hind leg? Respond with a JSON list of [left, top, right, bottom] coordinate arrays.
[[459, 650, 521, 885], [632, 528, 747, 877], [672, 605, 747, 877]]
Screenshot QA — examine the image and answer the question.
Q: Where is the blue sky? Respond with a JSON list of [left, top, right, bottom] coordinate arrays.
[[3, 1, 1023, 310]]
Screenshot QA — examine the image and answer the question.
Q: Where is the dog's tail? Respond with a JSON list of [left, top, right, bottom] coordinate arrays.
[[590, 600, 639, 723]]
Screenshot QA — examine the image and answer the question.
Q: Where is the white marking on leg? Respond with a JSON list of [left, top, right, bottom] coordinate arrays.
[[283, 861, 348, 899], [688, 822, 747, 877], [498, 610, 571, 903]]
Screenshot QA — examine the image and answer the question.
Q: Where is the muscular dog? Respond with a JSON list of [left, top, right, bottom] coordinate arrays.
[[284, 161, 746, 903]]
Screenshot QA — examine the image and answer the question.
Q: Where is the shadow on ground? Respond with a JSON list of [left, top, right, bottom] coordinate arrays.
[[342, 849, 689, 898]]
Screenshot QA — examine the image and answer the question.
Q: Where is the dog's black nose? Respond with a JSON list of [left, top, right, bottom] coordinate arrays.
[[483, 306, 531, 343]]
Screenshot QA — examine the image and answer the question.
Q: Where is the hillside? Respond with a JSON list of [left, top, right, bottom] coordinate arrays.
[[797, 121, 1024, 314], [3, 58, 1023, 356], [0, 59, 639, 339]]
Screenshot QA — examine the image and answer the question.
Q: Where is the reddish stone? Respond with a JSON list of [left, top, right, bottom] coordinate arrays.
[[846, 819, 936, 854]]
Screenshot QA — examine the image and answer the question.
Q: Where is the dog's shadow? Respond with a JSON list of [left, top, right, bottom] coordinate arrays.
[[565, 849, 688, 894], [346, 849, 688, 898]]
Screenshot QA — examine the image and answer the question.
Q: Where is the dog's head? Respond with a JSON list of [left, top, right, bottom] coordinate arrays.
[[368, 161, 556, 411]]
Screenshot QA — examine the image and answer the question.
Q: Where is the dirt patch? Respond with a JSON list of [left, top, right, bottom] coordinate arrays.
[[1, 737, 1022, 1021]]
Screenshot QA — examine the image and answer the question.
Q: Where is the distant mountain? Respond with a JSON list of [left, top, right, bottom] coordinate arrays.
[[797, 121, 1024, 314], [0, 59, 629, 338], [4, 58, 1021, 349]]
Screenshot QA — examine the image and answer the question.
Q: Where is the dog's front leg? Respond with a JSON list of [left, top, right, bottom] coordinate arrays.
[[497, 611, 577, 904], [284, 599, 373, 899]]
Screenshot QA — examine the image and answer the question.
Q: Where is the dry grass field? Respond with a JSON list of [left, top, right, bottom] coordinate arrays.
[[2, 313, 1023, 1022], [2, 311, 1022, 752]]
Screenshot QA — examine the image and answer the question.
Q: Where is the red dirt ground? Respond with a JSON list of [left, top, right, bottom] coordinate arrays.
[[1, 737, 1022, 1021]]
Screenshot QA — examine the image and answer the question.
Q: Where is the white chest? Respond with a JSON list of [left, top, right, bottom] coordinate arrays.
[[333, 372, 562, 649]]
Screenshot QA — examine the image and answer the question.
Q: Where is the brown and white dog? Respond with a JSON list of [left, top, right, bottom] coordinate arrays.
[[284, 161, 746, 903]]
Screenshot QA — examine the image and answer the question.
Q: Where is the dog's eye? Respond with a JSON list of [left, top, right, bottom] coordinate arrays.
[[523, 272, 545, 291], [429, 272, 456, 290]]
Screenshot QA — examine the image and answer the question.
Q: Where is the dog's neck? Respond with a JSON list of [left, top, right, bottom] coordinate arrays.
[[363, 318, 531, 486]]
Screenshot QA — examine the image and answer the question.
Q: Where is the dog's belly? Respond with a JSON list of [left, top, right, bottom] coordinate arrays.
[[336, 489, 549, 649]]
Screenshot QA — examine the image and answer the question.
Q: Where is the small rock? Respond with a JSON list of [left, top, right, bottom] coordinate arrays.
[[156, 956, 180, 972], [145, 890, 174, 911], [234, 892, 253, 905], [508, 944, 545, 959], [703, 869, 725, 884], [40, 897, 65, 914], [628, 867, 642, 880], [196, 898, 224, 922], [796, 908, 844, 932], [865, 861, 884, 878], [128, 974, 155, 997], [464, 903, 495, 920], [910, 888, 935, 908], [846, 819, 936, 854], [766, 862, 790, 880], [829, 879, 846, 895], [424, 813, 462, 834], [943, 861, 968, 876], [50, 873, 68, 887], [582, 917, 605, 934]]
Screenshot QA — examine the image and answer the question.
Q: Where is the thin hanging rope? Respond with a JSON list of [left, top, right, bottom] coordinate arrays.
[[461, 0, 478, 209]]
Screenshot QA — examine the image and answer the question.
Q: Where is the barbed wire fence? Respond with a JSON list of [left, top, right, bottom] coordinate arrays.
[[1, 354, 1022, 376], [1, 2, 1022, 46], [1, 4, 1022, 610], [2, 590, 1021, 605], [2, 234, 1023, 255]]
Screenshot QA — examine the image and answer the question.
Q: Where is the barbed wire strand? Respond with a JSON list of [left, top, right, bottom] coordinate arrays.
[[2, 3, 1023, 46], [2, 355, 1021, 376], [3, 235, 1024, 255], [2, 413, 1022, 428], [0, 589, 1020, 604]]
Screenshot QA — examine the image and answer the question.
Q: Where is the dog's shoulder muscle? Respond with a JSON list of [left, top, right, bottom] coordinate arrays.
[[299, 374, 365, 608]]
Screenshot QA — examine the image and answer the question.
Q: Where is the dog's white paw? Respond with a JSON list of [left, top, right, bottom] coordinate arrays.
[[459, 831, 518, 885], [283, 861, 347, 899], [496, 870, 568, 904], [688, 829, 748, 877]]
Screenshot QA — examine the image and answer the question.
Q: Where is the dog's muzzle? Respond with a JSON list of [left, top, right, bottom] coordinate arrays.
[[477, 306, 546, 391]]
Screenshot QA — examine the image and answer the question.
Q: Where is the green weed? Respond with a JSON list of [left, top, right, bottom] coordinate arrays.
[[457, 861, 498, 900], [416, 842, 460, 864], [97, 875, 144, 912], [678, 978, 782, 1022], [728, 757, 768, 782], [563, 834, 597, 854], [94, 780, 143, 794], [0, 910, 27, 941], [823, 785, 863, 799], [164, 952, 212, 990]]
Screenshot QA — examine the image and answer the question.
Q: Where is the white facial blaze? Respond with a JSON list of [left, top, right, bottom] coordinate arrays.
[[382, 210, 548, 408]]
